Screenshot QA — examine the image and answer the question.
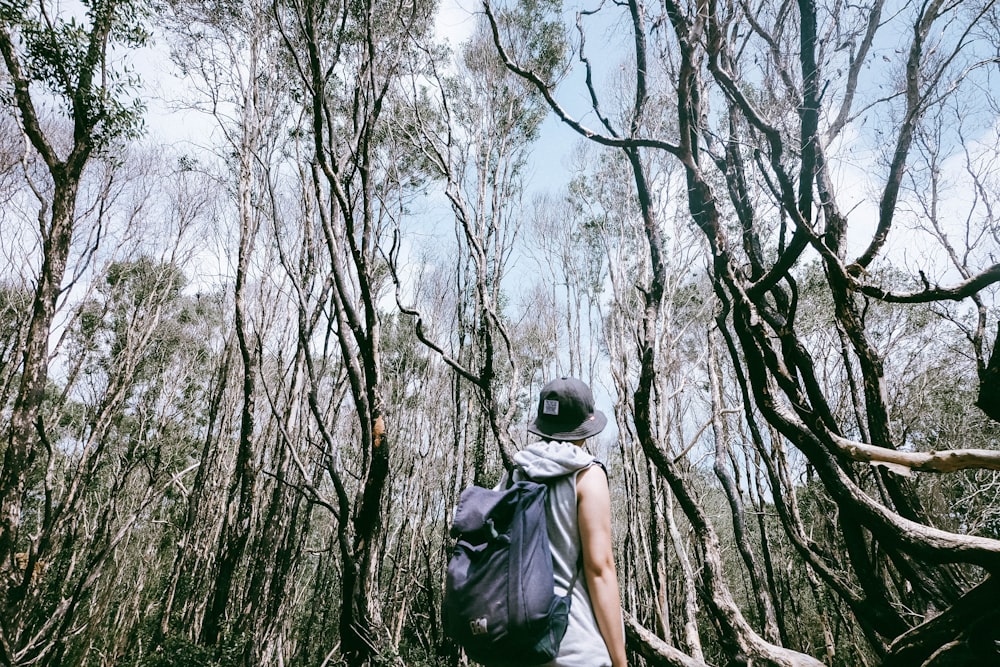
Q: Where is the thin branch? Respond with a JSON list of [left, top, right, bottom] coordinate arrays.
[[483, 0, 680, 155], [853, 264, 1000, 303]]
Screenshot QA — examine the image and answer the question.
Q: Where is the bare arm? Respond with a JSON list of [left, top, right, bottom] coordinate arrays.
[[577, 464, 628, 667]]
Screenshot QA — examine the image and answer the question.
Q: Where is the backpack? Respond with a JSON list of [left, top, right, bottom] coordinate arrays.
[[443, 475, 577, 666]]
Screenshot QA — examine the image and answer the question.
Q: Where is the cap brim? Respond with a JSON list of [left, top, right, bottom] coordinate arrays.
[[527, 410, 607, 441]]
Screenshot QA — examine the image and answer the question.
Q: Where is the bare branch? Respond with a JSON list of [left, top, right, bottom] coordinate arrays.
[[853, 263, 1000, 303], [483, 0, 681, 155]]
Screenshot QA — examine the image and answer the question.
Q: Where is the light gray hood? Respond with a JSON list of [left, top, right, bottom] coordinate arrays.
[[513, 440, 599, 481]]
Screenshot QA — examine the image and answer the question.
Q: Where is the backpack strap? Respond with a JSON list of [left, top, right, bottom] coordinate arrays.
[[503, 466, 524, 489], [506, 460, 605, 599], [564, 554, 582, 599]]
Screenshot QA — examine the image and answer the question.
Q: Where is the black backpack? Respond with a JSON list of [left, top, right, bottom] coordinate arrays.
[[443, 476, 577, 666]]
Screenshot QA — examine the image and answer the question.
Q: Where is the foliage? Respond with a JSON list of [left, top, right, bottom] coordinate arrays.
[[0, 0, 149, 146], [138, 635, 244, 667]]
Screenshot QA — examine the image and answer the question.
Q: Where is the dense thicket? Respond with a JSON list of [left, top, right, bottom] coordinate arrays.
[[1, 0, 999, 666]]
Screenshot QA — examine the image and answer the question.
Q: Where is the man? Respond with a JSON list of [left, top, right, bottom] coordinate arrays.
[[510, 376, 628, 667]]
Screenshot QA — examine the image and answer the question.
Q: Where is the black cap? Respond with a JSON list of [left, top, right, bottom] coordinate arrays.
[[527, 377, 607, 441]]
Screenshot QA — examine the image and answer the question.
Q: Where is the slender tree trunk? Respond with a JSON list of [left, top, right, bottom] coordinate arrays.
[[0, 183, 77, 575], [201, 137, 260, 649], [708, 328, 781, 643]]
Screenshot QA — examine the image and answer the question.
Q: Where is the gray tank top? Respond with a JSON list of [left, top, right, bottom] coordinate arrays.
[[538, 466, 613, 667]]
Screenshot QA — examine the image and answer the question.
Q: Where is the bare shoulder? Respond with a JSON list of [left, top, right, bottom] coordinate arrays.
[[576, 463, 609, 501]]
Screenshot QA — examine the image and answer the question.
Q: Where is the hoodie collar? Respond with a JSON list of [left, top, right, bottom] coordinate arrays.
[[513, 440, 599, 480]]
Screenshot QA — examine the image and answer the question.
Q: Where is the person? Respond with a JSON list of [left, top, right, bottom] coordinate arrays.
[[509, 376, 628, 667]]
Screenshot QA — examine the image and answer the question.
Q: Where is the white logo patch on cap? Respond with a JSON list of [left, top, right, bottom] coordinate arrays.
[[543, 399, 560, 416]]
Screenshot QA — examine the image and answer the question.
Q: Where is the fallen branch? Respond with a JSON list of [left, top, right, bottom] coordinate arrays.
[[624, 613, 711, 667]]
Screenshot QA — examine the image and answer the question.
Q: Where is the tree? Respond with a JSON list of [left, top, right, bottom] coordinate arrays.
[[390, 13, 563, 477], [272, 0, 438, 662], [0, 0, 146, 588], [488, 0, 1000, 664], [159, 0, 294, 653]]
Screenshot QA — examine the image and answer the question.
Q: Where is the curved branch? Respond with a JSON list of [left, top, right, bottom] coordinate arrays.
[[883, 575, 1000, 667], [575, 7, 619, 139], [0, 24, 59, 169], [825, 0, 886, 140], [852, 263, 1000, 303], [757, 384, 1000, 568], [850, 0, 947, 271], [385, 232, 482, 387], [830, 433, 1000, 474], [624, 613, 710, 667], [483, 0, 680, 155]]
